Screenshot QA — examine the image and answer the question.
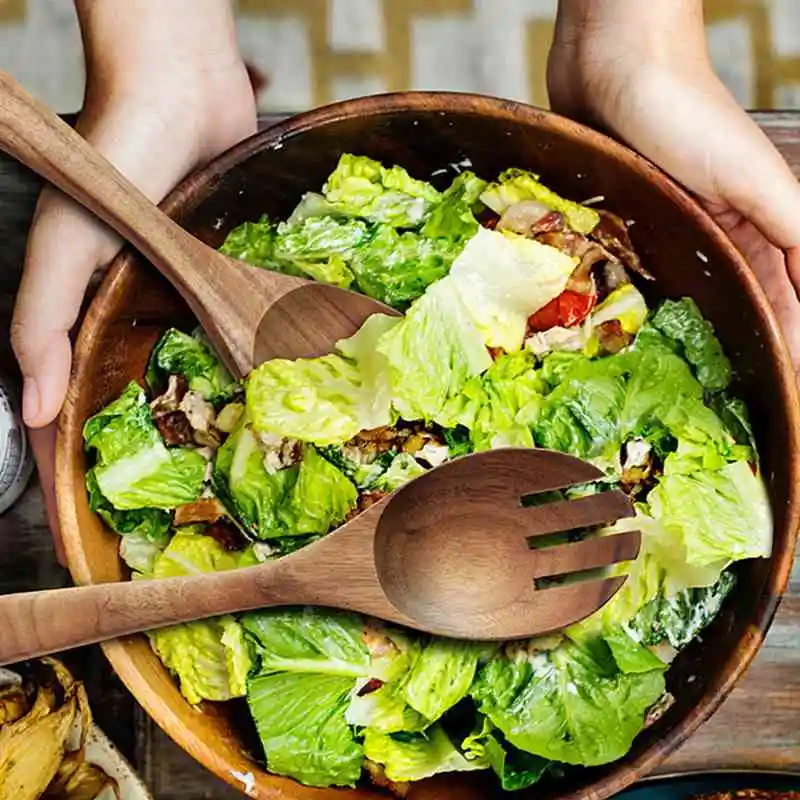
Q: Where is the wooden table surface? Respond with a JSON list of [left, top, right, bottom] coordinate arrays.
[[0, 112, 798, 798]]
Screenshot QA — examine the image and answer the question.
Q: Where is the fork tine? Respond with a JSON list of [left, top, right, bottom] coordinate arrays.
[[521, 490, 635, 539], [498, 576, 630, 636], [530, 529, 641, 579]]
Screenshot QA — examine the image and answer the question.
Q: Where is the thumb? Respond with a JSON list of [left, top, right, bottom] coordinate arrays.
[[11, 188, 121, 427]]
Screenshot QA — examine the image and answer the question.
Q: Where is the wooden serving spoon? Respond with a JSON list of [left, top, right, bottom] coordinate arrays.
[[0, 71, 398, 375], [0, 449, 641, 664]]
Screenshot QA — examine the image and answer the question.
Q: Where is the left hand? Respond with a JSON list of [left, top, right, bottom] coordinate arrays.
[[547, 18, 800, 373]]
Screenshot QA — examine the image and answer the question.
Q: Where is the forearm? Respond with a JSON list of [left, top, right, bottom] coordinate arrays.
[[553, 0, 708, 67], [75, 0, 241, 97]]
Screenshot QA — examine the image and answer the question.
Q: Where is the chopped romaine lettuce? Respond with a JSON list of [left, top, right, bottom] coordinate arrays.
[[363, 725, 484, 783], [282, 445, 357, 535], [421, 171, 487, 241], [471, 640, 665, 766], [84, 381, 205, 510], [323, 154, 441, 227], [350, 226, 461, 308], [602, 627, 667, 674], [219, 215, 279, 269], [480, 168, 599, 234], [245, 353, 391, 445], [346, 683, 429, 734], [151, 526, 239, 577], [273, 215, 369, 263], [377, 278, 492, 422], [629, 571, 736, 650], [462, 720, 550, 791], [398, 639, 491, 722], [440, 351, 543, 451], [650, 298, 731, 391], [150, 616, 251, 704], [242, 608, 371, 677], [146, 327, 238, 403], [449, 227, 576, 352], [86, 468, 172, 546], [213, 422, 297, 539], [146, 529, 251, 703], [648, 460, 772, 570], [243, 608, 372, 787], [119, 531, 167, 576], [368, 453, 426, 492]]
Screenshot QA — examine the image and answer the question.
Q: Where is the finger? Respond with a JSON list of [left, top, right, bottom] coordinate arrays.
[[11, 187, 121, 428], [27, 423, 66, 566]]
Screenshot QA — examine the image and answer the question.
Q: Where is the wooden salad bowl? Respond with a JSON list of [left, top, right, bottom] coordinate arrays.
[[55, 92, 800, 800]]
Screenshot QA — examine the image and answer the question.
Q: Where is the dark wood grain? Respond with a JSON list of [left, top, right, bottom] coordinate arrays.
[[0, 109, 798, 799]]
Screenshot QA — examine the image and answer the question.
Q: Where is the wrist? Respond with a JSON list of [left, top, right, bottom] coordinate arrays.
[[548, 0, 712, 126]]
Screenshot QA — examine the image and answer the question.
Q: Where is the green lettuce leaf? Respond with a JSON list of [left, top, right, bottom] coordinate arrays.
[[398, 639, 491, 722], [84, 381, 206, 510], [246, 353, 391, 445], [242, 607, 371, 677], [363, 726, 485, 783], [282, 445, 358, 535], [479, 168, 599, 234], [151, 527, 240, 578], [650, 298, 731, 391], [441, 351, 543, 450], [629, 571, 736, 650], [243, 608, 372, 787], [350, 226, 461, 308], [420, 170, 487, 242], [377, 278, 492, 422], [86, 467, 172, 545], [602, 627, 667, 674], [449, 227, 576, 352], [247, 672, 363, 787], [369, 453, 426, 492], [219, 215, 279, 269], [647, 460, 772, 570], [274, 215, 369, 262], [346, 683, 429, 734], [146, 327, 238, 403], [323, 153, 441, 227], [462, 720, 550, 791], [119, 532, 168, 576], [213, 422, 297, 539], [150, 616, 252, 704], [471, 641, 665, 766]]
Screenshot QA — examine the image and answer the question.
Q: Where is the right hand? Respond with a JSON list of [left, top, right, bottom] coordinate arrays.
[[11, 58, 257, 561]]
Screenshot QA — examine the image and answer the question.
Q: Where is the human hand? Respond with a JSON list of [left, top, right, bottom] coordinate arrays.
[[11, 1, 256, 560], [548, 0, 800, 372]]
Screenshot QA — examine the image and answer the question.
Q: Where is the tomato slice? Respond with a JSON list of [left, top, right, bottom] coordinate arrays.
[[527, 290, 596, 332]]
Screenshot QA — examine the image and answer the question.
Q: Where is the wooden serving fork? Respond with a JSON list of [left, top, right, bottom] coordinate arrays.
[[0, 449, 640, 664]]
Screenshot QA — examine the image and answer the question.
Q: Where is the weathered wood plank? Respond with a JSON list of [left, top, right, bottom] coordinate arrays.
[[0, 112, 798, 797]]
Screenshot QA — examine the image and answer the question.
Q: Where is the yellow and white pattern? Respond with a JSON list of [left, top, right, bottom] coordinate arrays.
[[0, 0, 799, 113]]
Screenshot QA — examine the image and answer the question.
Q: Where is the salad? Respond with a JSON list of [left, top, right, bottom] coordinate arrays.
[[82, 154, 772, 795]]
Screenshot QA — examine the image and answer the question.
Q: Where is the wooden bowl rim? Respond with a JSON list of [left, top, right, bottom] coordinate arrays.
[[56, 91, 800, 800]]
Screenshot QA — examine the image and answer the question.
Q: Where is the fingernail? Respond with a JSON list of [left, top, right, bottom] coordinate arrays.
[[22, 377, 39, 425]]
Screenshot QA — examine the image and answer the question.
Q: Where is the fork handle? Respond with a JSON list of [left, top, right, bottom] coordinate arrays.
[[0, 563, 298, 666]]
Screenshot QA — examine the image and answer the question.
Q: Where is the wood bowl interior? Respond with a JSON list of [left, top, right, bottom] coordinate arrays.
[[56, 93, 800, 800]]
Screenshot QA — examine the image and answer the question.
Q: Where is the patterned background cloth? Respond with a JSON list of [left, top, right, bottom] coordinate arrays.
[[1, 0, 799, 113]]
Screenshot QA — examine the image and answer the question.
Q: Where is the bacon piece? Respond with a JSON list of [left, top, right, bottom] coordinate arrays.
[[205, 518, 249, 552], [358, 678, 384, 697], [591, 209, 653, 280], [155, 410, 194, 446]]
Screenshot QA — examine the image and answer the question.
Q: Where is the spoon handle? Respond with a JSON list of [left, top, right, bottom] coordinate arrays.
[[0, 73, 204, 287], [0, 562, 301, 665]]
